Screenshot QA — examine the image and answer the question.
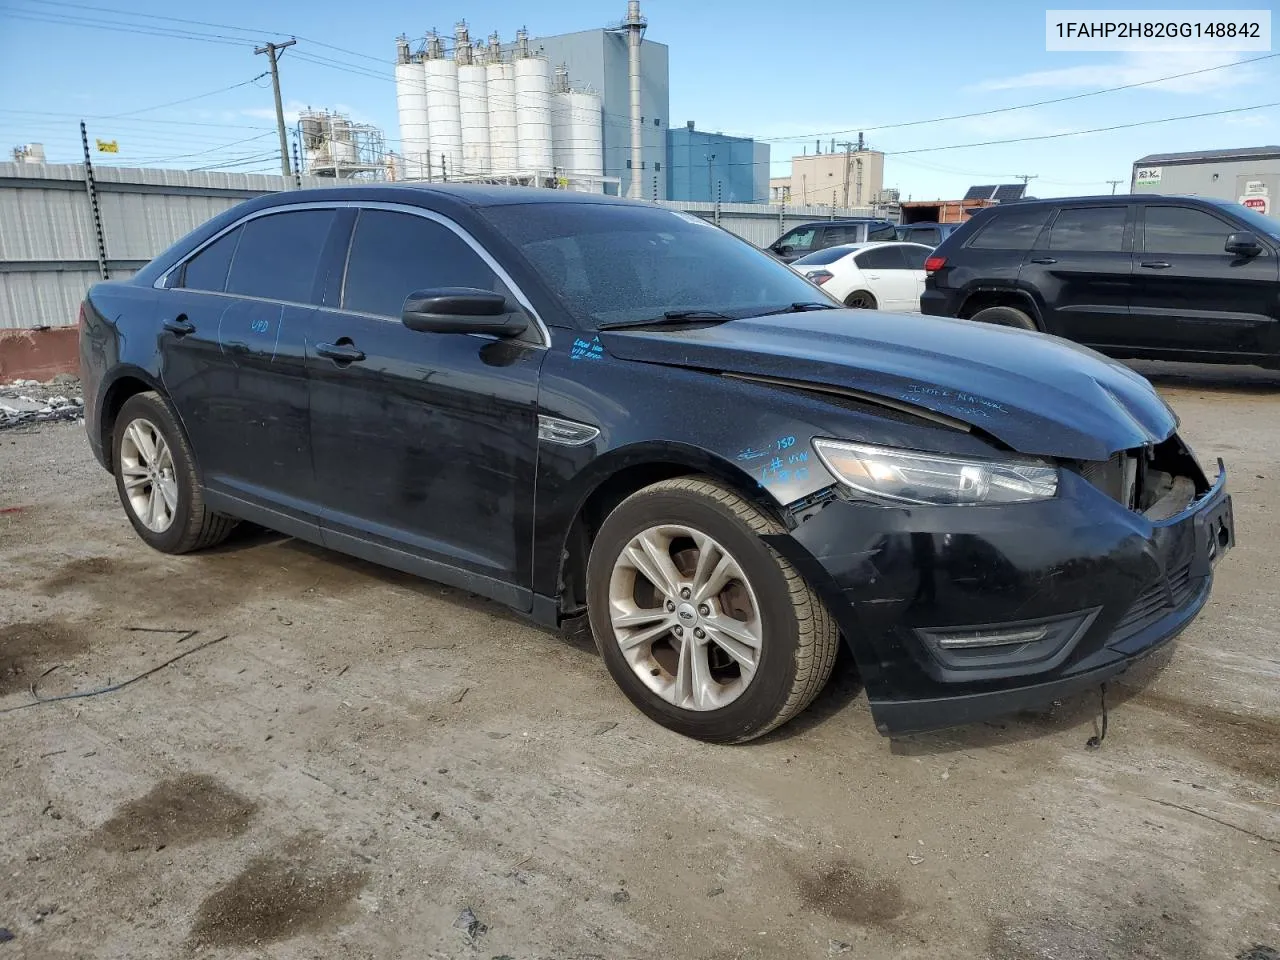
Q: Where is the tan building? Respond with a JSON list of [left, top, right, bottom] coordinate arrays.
[[769, 150, 885, 207]]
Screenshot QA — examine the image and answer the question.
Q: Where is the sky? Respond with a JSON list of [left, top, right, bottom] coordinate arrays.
[[1, 0, 1276, 200]]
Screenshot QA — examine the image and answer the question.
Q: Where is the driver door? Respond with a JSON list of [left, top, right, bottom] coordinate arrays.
[[306, 206, 547, 607], [769, 226, 818, 263]]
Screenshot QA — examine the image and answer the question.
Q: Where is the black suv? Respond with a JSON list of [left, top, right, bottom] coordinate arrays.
[[920, 195, 1280, 366], [766, 218, 898, 263]]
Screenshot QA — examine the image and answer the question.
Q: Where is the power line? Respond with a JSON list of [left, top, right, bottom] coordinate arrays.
[[885, 100, 1280, 155], [759, 51, 1280, 143], [104, 74, 271, 119]]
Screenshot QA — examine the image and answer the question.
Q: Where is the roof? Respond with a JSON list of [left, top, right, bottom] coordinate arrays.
[[1135, 146, 1280, 165], [789, 217, 893, 227], [264, 182, 642, 209]]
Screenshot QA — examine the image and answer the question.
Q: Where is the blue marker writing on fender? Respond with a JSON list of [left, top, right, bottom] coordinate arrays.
[[736, 446, 768, 461], [250, 318, 270, 334], [570, 336, 604, 361]]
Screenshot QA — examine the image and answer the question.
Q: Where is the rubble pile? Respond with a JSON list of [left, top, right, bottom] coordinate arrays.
[[0, 376, 84, 430]]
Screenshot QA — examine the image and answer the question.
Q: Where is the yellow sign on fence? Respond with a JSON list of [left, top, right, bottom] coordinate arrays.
[[96, 139, 118, 154]]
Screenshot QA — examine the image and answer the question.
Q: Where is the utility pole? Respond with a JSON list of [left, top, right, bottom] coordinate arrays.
[[837, 141, 855, 209], [1106, 179, 1123, 194], [1014, 173, 1038, 191], [255, 38, 297, 177]]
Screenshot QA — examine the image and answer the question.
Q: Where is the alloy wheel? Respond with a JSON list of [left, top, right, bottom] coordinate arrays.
[[608, 524, 763, 711], [119, 417, 179, 533]]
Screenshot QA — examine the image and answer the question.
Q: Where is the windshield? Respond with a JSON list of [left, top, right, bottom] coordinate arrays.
[[1207, 198, 1280, 240], [793, 245, 858, 266], [481, 203, 838, 328]]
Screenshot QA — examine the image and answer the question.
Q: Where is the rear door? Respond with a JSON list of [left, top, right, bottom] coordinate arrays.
[[852, 245, 916, 310], [306, 206, 545, 607], [899, 243, 931, 309], [160, 207, 336, 519], [1019, 203, 1133, 346], [1133, 203, 1280, 359]]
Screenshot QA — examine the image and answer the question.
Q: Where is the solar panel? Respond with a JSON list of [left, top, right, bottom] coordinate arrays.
[[964, 184, 997, 201], [993, 183, 1027, 201]]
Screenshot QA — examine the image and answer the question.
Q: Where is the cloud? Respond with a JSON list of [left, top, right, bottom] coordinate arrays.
[[968, 51, 1261, 96], [1224, 112, 1271, 128]]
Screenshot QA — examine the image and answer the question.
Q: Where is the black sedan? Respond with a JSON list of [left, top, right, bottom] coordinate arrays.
[[78, 185, 1235, 742]]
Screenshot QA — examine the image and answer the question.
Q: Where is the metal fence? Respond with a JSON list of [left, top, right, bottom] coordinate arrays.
[[0, 162, 885, 330]]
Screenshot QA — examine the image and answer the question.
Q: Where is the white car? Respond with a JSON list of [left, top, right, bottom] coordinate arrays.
[[789, 241, 933, 311]]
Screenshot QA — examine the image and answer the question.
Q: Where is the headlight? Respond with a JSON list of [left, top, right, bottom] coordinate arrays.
[[812, 439, 1058, 505]]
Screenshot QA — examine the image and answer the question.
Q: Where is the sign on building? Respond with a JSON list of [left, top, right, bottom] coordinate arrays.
[[1244, 180, 1268, 196], [1240, 195, 1270, 214], [1134, 166, 1162, 186]]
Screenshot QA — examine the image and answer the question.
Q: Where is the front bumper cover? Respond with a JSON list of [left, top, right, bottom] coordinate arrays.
[[765, 459, 1233, 736]]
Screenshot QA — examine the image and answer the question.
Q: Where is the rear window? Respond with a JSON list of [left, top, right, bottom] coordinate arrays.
[[1048, 206, 1128, 252], [966, 207, 1052, 250], [225, 210, 335, 304], [793, 246, 856, 266]]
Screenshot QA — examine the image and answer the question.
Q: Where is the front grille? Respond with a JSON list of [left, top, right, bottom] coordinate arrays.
[[1114, 560, 1195, 638]]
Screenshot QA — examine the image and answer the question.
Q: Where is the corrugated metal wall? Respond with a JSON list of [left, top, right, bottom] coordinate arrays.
[[1, 161, 882, 329], [0, 163, 332, 330]]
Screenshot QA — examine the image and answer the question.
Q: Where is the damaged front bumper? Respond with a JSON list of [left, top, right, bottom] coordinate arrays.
[[765, 456, 1234, 737]]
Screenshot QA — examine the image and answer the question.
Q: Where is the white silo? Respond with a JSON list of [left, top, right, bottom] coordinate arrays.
[[455, 26, 490, 176], [485, 34, 518, 176], [513, 29, 553, 177], [424, 32, 462, 180], [394, 35, 430, 180], [565, 90, 604, 190], [551, 64, 572, 181]]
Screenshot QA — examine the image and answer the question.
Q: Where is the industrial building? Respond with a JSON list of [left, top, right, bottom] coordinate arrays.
[[769, 145, 885, 208], [296, 109, 388, 179], [393, 3, 664, 196], [1132, 146, 1280, 218], [666, 123, 768, 203]]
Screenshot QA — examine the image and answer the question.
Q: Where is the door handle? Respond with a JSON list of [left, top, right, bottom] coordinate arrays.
[[1141, 261, 1172, 269], [1029, 257, 1057, 265], [315, 340, 366, 364], [163, 315, 195, 336]]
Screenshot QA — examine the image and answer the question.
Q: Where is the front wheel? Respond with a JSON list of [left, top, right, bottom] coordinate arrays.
[[586, 477, 839, 743]]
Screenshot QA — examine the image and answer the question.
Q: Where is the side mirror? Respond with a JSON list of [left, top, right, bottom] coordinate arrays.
[[1225, 231, 1263, 258], [401, 287, 528, 337], [776, 244, 793, 258]]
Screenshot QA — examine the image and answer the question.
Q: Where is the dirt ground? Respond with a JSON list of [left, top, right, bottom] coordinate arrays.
[[1, 361, 1277, 960]]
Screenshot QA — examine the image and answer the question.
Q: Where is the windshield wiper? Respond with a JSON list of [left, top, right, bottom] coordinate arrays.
[[597, 310, 736, 330], [755, 302, 838, 316]]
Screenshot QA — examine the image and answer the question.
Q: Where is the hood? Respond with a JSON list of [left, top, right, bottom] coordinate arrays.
[[598, 311, 1177, 462]]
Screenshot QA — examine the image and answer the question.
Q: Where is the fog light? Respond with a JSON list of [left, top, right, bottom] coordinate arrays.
[[930, 626, 1050, 649], [916, 608, 1100, 676]]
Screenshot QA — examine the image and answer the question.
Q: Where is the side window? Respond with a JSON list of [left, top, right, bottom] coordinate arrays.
[[1144, 206, 1235, 256], [855, 246, 908, 270], [1048, 206, 1128, 252], [342, 210, 510, 319], [180, 226, 242, 292], [868, 223, 898, 241], [777, 227, 816, 252], [901, 245, 930, 270], [914, 228, 941, 246], [967, 208, 1052, 250], [225, 210, 335, 303]]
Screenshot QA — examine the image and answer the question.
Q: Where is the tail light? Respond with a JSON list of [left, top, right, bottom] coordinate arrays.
[[924, 256, 947, 273], [806, 270, 834, 286]]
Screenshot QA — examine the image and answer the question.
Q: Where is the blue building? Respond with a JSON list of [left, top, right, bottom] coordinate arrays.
[[666, 123, 770, 203]]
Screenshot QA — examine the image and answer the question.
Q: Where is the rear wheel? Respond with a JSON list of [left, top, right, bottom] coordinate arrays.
[[586, 477, 839, 743], [844, 290, 877, 309], [970, 304, 1037, 330], [112, 391, 238, 554]]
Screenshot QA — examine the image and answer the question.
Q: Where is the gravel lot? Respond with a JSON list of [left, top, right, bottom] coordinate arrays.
[[1, 362, 1277, 960]]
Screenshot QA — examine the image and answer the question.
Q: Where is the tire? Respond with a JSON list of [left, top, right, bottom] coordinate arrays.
[[844, 290, 877, 309], [112, 391, 238, 554], [585, 476, 839, 743], [970, 304, 1037, 330]]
